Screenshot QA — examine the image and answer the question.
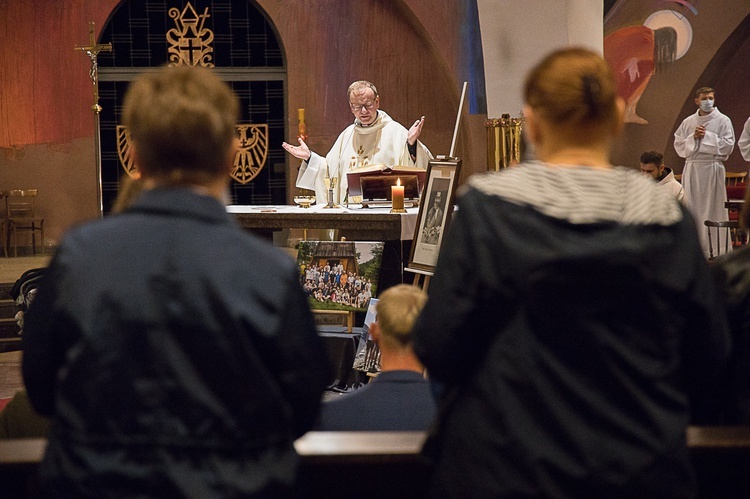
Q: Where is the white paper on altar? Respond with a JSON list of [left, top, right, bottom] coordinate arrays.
[[477, 0, 603, 118]]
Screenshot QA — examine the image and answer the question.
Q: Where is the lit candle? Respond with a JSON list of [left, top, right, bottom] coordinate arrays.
[[391, 178, 405, 212]]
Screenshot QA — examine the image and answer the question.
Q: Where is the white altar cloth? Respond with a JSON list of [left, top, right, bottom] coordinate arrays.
[[226, 204, 419, 241]]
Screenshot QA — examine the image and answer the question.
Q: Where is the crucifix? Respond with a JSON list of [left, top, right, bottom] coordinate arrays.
[[75, 22, 112, 217]]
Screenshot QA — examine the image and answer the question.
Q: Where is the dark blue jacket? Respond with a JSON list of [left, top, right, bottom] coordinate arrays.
[[413, 163, 729, 498], [317, 370, 436, 431], [23, 187, 330, 498]]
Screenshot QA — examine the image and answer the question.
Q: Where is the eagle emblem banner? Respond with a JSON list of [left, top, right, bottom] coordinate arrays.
[[232, 125, 269, 184], [116, 124, 268, 184]]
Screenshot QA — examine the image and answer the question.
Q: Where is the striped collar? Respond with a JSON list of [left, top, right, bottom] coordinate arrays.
[[467, 161, 683, 226]]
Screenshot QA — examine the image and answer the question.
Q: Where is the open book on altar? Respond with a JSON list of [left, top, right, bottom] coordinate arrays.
[[346, 164, 426, 207]]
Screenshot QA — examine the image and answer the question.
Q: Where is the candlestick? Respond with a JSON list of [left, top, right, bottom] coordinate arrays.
[[391, 179, 405, 213], [297, 108, 307, 141]]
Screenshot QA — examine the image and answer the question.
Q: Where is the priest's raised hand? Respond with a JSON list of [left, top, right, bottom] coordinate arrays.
[[408, 115, 426, 146], [282, 137, 311, 161]]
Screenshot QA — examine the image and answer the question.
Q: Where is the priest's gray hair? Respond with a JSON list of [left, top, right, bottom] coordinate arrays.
[[348, 80, 379, 99]]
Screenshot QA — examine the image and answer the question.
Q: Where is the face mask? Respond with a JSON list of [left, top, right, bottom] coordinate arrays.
[[699, 99, 714, 113]]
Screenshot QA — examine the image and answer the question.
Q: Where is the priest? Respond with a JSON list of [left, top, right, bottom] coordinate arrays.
[[283, 80, 432, 205]]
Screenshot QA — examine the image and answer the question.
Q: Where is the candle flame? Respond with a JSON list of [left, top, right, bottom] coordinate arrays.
[[397, 178, 401, 186]]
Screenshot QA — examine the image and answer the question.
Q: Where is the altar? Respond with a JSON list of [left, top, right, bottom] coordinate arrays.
[[227, 204, 418, 241], [227, 204, 419, 292]]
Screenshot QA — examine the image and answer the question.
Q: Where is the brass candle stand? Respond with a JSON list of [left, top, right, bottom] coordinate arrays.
[[324, 176, 340, 208], [485, 114, 524, 171]]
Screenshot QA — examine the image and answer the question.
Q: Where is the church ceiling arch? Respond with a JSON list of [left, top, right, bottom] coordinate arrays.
[[96, 0, 287, 212]]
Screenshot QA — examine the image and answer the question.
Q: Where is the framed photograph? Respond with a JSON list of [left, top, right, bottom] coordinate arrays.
[[407, 158, 462, 272], [296, 240, 384, 312]]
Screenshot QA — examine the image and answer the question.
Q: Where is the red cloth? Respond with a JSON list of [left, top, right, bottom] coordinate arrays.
[[726, 183, 747, 200], [604, 25, 655, 103], [727, 183, 745, 221], [0, 397, 12, 412]]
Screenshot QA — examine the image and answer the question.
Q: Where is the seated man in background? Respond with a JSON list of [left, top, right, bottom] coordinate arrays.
[[640, 150, 684, 203], [316, 284, 436, 431]]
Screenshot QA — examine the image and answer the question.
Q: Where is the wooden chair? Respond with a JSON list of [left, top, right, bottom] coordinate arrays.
[[725, 171, 748, 186], [3, 190, 44, 257], [726, 181, 747, 223], [705, 220, 743, 260], [353, 335, 381, 374]]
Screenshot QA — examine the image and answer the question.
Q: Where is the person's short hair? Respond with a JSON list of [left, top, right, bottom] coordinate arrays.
[[347, 80, 379, 100], [640, 151, 663, 166], [695, 86, 715, 98], [111, 176, 145, 213], [524, 47, 619, 142], [375, 284, 427, 348], [122, 65, 239, 182]]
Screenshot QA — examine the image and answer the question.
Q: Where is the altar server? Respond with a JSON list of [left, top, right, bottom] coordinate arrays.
[[639, 150, 684, 203], [738, 116, 750, 162], [674, 86, 735, 257]]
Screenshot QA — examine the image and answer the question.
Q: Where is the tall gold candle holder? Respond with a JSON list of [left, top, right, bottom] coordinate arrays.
[[485, 114, 524, 171]]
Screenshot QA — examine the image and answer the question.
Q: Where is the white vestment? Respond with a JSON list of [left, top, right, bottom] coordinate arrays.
[[739, 116, 750, 162], [296, 110, 432, 204], [657, 168, 684, 204], [674, 107, 735, 257]]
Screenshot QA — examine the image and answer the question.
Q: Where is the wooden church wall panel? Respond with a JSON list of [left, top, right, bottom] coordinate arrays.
[[0, 1, 121, 244], [260, 0, 466, 197]]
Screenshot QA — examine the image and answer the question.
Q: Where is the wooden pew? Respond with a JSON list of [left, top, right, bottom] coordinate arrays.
[[0, 433, 430, 498], [2, 428, 750, 498], [0, 438, 45, 498], [687, 426, 750, 498], [295, 431, 430, 498]]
